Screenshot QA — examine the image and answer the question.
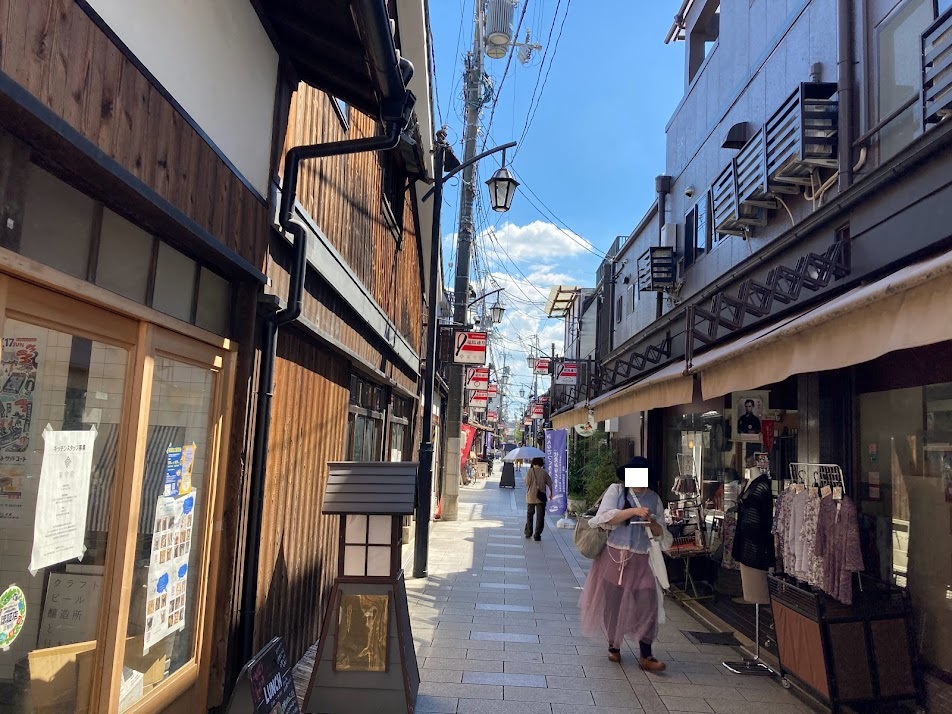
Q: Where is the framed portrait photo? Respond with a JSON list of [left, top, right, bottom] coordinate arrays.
[[732, 391, 768, 443]]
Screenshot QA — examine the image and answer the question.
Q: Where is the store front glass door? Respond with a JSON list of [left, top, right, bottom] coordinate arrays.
[[0, 309, 131, 712]]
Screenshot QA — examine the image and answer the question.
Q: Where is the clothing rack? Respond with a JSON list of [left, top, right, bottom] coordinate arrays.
[[788, 462, 845, 494]]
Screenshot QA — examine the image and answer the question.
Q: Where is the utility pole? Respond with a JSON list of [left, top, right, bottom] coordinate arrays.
[[442, 2, 488, 521]]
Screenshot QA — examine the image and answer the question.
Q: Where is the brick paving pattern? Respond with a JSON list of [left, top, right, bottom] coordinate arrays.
[[406, 465, 815, 714]]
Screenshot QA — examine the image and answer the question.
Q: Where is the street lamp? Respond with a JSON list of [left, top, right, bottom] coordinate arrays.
[[519, 387, 525, 398], [489, 300, 505, 324], [414, 129, 517, 579], [486, 166, 519, 212]]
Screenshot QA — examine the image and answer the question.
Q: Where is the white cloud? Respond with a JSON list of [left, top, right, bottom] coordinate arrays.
[[489, 220, 594, 261]]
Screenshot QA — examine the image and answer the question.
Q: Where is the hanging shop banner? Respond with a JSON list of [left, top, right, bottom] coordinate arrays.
[[469, 390, 489, 408], [460, 425, 477, 474], [29, 426, 98, 574], [453, 331, 488, 365], [465, 367, 489, 390], [554, 361, 578, 385], [532, 358, 551, 375], [488, 383, 498, 397], [144, 489, 197, 653], [544, 429, 568, 515], [531, 404, 544, 418], [487, 411, 498, 422]]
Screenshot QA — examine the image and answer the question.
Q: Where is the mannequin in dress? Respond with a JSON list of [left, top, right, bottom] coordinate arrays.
[[732, 466, 774, 604]]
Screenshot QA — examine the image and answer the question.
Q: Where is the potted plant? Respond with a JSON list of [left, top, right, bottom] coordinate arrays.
[[567, 430, 617, 514]]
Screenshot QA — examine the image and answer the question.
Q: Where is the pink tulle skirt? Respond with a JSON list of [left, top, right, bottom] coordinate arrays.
[[579, 546, 659, 647]]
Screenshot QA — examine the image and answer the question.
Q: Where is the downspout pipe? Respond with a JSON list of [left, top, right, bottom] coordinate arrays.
[[237, 11, 416, 667], [837, 0, 855, 191], [655, 175, 672, 321]]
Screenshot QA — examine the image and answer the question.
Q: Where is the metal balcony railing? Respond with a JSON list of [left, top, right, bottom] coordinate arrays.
[[765, 82, 838, 189]]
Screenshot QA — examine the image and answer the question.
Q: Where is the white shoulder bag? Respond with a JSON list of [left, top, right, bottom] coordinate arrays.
[[633, 494, 670, 591]]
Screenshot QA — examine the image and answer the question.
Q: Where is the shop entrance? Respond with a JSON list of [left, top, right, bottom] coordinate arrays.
[[0, 274, 234, 712]]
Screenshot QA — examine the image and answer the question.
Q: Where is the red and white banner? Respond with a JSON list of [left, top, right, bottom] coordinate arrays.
[[532, 358, 551, 375], [465, 367, 490, 390], [488, 383, 498, 397], [531, 404, 544, 418], [469, 389, 489, 408], [554, 361, 578, 385], [454, 331, 488, 365]]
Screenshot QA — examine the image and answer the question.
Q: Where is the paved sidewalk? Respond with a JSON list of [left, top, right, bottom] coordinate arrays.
[[406, 466, 812, 714]]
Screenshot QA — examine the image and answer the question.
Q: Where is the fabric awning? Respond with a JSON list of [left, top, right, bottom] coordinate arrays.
[[591, 360, 693, 421], [689, 249, 952, 399], [550, 360, 693, 430]]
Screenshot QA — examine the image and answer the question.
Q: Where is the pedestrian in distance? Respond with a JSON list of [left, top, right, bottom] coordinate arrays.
[[524, 457, 553, 541], [578, 456, 672, 670]]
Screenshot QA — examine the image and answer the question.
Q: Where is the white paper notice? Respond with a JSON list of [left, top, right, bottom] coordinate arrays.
[[29, 426, 97, 574], [143, 490, 196, 653]]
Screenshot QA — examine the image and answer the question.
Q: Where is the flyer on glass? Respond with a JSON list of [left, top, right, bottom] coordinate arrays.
[[143, 487, 197, 653]]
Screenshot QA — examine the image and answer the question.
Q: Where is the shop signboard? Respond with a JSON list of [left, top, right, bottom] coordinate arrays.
[[469, 390, 489, 409], [554, 361, 578, 385], [453, 331, 487, 365], [487, 383, 498, 397], [465, 367, 489, 390], [227, 636, 300, 714], [487, 411, 498, 422], [532, 358, 550, 375], [530, 404, 544, 418]]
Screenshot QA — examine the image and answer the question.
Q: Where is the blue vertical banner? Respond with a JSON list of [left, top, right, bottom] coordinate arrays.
[[544, 429, 568, 515]]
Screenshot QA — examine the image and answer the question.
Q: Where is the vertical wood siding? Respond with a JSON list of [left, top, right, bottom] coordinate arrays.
[[280, 83, 424, 357], [0, 0, 267, 269], [256, 328, 349, 662]]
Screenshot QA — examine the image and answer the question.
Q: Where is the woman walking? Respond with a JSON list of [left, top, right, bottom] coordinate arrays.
[[524, 457, 553, 541], [578, 456, 671, 670]]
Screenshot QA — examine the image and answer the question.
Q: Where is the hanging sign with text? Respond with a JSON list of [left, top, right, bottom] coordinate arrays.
[[465, 367, 489, 390], [454, 331, 488, 365], [488, 383, 498, 397], [532, 358, 551, 375], [531, 404, 545, 418], [487, 411, 498, 422], [469, 390, 489, 409], [554, 361, 578, 385]]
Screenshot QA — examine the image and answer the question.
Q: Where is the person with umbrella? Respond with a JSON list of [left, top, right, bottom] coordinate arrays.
[[524, 456, 553, 541]]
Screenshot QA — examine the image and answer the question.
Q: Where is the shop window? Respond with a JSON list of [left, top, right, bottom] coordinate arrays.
[[122, 355, 214, 693], [876, 0, 933, 159], [96, 209, 155, 303], [330, 95, 350, 131], [388, 396, 412, 462], [0, 317, 127, 711], [152, 243, 198, 323], [195, 268, 231, 335], [346, 375, 385, 461], [858, 382, 952, 676], [20, 163, 96, 279]]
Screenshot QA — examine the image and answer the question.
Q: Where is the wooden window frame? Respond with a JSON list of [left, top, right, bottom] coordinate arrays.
[[0, 265, 236, 713]]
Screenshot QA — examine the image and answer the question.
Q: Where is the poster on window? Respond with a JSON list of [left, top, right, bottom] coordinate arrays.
[[732, 392, 767, 443], [164, 443, 196, 498], [0, 335, 40, 466], [143, 490, 196, 653], [37, 572, 103, 648], [29, 426, 98, 574]]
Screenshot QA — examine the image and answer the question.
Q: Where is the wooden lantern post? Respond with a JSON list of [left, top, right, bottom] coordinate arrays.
[[302, 462, 420, 713]]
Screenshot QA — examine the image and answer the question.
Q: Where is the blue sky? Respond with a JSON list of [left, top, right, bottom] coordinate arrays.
[[430, 1, 684, 417]]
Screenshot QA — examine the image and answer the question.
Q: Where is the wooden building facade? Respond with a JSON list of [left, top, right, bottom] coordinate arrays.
[[0, 0, 431, 712]]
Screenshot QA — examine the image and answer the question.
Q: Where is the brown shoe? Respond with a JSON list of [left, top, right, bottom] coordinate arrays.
[[607, 648, 621, 663], [639, 656, 666, 672]]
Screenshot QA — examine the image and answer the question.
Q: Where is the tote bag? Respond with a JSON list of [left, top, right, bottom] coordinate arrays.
[[573, 488, 611, 559]]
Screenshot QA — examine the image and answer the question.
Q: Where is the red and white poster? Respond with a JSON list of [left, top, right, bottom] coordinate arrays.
[[531, 404, 544, 418], [469, 390, 489, 408], [460, 425, 477, 473], [532, 358, 550, 375], [554, 361, 578, 385], [454, 331, 488, 365], [465, 367, 489, 390]]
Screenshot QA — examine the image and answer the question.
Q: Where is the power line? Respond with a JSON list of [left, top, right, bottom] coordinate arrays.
[[511, 0, 561, 155]]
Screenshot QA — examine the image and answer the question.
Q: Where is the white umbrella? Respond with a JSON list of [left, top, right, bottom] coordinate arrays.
[[502, 446, 545, 462]]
